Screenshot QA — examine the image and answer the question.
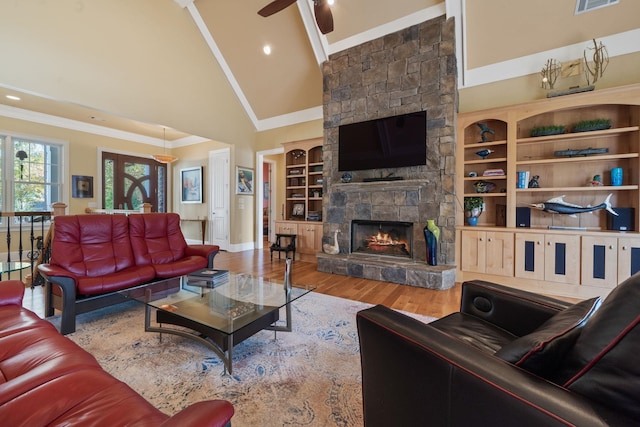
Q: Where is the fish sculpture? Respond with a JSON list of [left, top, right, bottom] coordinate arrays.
[[530, 194, 618, 217]]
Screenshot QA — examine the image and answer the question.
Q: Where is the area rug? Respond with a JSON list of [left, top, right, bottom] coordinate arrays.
[[62, 293, 433, 427]]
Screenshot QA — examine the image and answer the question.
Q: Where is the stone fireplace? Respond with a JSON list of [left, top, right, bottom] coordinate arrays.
[[351, 220, 413, 259], [316, 15, 457, 290]]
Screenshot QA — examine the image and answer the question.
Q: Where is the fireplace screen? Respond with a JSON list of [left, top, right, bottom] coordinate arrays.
[[351, 220, 413, 258]]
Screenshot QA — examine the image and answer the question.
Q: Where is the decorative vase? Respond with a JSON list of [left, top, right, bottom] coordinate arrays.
[[423, 220, 440, 266], [465, 206, 483, 226]]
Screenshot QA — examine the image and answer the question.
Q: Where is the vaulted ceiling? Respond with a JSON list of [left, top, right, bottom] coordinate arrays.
[[0, 0, 637, 147]]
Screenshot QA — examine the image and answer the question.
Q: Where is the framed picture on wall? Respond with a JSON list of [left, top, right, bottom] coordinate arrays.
[[236, 166, 254, 195], [181, 166, 203, 203], [72, 175, 93, 198]]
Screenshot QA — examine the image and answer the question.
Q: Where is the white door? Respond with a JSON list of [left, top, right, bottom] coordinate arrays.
[[209, 148, 230, 250]]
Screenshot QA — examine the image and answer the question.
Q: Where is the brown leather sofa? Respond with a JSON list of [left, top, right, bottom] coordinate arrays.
[[357, 277, 640, 426], [0, 280, 234, 426], [38, 213, 219, 334]]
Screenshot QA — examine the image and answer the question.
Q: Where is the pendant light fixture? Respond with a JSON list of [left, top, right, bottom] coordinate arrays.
[[152, 127, 178, 164]]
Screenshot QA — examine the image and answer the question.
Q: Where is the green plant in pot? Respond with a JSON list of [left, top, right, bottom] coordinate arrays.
[[464, 197, 484, 226]]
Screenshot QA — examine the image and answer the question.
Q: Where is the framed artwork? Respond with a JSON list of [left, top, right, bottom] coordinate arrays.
[[236, 166, 254, 195], [292, 203, 305, 218], [72, 175, 93, 198], [181, 166, 203, 203]]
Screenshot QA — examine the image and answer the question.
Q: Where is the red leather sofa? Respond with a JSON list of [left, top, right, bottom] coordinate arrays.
[[358, 277, 640, 426], [0, 280, 234, 426], [38, 213, 220, 334]]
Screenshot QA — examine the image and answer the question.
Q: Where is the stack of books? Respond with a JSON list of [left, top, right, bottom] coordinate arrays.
[[517, 171, 530, 189], [482, 169, 505, 176], [187, 269, 230, 288]]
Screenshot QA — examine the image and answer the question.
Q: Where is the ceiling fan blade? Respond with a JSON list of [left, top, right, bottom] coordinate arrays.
[[314, 0, 334, 34], [258, 0, 297, 17]]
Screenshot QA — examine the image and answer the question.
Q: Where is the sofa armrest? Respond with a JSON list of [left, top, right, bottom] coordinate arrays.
[[357, 305, 630, 427], [38, 263, 80, 282], [460, 280, 574, 337], [0, 280, 26, 306], [184, 244, 220, 268], [37, 264, 79, 334], [159, 400, 234, 427]]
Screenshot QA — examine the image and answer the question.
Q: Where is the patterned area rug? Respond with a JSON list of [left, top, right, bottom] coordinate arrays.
[[62, 293, 433, 427]]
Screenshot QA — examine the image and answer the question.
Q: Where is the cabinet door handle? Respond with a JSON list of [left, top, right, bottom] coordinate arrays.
[[488, 238, 493, 242], [479, 238, 483, 241], [609, 245, 614, 250], [537, 241, 542, 245], [622, 246, 628, 250]]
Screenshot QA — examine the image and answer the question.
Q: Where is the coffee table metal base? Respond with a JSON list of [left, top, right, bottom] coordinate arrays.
[[145, 303, 293, 375]]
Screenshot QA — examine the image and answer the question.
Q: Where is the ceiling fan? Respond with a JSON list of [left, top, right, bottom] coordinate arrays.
[[258, 0, 334, 35]]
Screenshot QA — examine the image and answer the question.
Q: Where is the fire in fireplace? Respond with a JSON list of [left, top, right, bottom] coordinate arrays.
[[351, 220, 413, 258]]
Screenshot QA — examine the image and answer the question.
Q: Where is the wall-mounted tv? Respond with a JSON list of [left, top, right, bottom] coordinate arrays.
[[338, 111, 427, 172]]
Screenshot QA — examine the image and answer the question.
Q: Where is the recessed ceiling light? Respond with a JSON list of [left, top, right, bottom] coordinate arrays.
[[263, 45, 272, 55], [328, 0, 335, 5], [6, 95, 20, 101]]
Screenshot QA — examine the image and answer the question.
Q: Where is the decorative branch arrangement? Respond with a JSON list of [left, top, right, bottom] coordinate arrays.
[[540, 59, 561, 89], [583, 38, 609, 86]]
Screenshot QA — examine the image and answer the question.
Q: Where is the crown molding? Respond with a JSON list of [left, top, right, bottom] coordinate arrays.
[[462, 28, 640, 88], [0, 103, 171, 147]]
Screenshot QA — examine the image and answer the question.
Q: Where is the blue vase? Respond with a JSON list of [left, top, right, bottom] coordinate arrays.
[[467, 217, 478, 226], [423, 220, 440, 266]]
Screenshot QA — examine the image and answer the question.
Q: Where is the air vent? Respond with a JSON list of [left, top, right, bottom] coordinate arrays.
[[575, 0, 619, 14]]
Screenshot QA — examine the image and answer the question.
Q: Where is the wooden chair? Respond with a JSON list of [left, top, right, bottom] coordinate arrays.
[[270, 233, 297, 261]]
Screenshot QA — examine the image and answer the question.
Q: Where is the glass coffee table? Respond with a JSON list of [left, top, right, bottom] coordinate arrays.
[[119, 267, 314, 375]]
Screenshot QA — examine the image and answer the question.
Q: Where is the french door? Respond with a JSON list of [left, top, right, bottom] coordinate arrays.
[[102, 152, 167, 212]]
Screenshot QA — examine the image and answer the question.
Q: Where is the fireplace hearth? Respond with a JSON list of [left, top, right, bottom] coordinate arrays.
[[351, 220, 412, 258]]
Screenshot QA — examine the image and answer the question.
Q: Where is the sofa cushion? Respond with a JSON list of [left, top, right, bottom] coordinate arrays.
[[430, 312, 518, 353], [0, 368, 169, 426], [52, 215, 135, 273], [495, 297, 601, 377], [130, 213, 188, 264], [554, 273, 640, 423], [129, 213, 209, 277]]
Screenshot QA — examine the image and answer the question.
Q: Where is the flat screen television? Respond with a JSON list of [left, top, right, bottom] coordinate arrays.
[[338, 111, 427, 172]]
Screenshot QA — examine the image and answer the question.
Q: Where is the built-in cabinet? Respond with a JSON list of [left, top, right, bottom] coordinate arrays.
[[460, 230, 514, 276], [456, 84, 640, 298], [276, 138, 324, 260], [514, 232, 581, 285], [274, 221, 323, 259]]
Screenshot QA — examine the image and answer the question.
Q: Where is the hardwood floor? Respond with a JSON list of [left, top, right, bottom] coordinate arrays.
[[21, 248, 463, 319], [197, 248, 463, 318]]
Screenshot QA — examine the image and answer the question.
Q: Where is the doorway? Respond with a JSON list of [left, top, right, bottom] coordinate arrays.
[[102, 152, 167, 212], [256, 147, 283, 249]]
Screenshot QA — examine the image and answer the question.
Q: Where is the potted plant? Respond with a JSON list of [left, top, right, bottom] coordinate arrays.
[[464, 197, 484, 226]]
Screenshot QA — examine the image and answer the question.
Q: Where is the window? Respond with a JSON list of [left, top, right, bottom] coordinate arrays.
[[1, 133, 64, 219], [575, 0, 618, 14]]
